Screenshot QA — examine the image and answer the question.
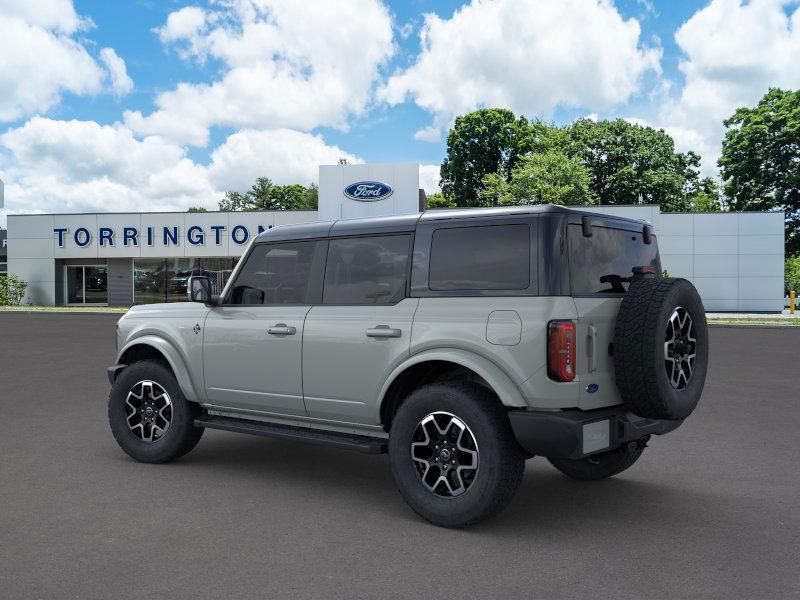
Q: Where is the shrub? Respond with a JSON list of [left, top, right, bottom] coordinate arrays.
[[786, 255, 800, 296], [0, 274, 28, 305]]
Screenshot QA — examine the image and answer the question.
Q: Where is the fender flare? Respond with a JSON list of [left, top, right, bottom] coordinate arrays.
[[377, 348, 528, 413], [117, 335, 201, 403]]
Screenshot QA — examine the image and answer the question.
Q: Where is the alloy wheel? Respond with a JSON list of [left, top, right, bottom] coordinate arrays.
[[410, 412, 479, 497], [125, 380, 173, 442], [664, 307, 697, 390]]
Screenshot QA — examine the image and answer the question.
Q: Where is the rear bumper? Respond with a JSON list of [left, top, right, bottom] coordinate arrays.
[[508, 406, 683, 460]]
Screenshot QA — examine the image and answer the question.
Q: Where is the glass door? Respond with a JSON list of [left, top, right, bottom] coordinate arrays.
[[66, 265, 108, 305]]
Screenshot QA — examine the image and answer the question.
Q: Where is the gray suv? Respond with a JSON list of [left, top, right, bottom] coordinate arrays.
[[108, 206, 708, 527]]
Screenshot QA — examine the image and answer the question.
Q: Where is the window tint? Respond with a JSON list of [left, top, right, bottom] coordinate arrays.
[[323, 235, 410, 305], [229, 241, 318, 305], [568, 224, 661, 294], [429, 224, 530, 291]]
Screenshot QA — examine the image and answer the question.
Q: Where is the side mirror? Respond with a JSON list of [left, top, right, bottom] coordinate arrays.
[[188, 276, 214, 304]]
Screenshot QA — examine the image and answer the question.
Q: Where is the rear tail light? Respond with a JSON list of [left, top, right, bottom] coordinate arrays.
[[548, 320, 576, 382]]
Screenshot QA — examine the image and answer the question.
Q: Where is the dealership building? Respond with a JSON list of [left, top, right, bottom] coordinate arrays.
[[5, 162, 785, 312]]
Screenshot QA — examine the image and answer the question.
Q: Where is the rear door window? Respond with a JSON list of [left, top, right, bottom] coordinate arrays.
[[428, 224, 530, 291], [323, 235, 410, 305], [568, 224, 660, 294]]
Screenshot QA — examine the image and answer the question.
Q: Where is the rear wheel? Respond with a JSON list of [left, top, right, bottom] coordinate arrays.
[[388, 382, 525, 528], [108, 360, 204, 463], [548, 438, 647, 481]]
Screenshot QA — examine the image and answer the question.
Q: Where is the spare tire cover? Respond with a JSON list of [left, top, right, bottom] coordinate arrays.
[[613, 277, 708, 420]]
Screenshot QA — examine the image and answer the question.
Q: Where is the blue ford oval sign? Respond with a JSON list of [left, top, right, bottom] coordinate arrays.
[[344, 181, 394, 202]]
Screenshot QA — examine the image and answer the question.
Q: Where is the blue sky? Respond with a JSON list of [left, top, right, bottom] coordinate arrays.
[[1, 0, 798, 222]]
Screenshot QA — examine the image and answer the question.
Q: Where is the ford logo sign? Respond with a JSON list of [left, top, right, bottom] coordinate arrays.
[[344, 181, 393, 202], [586, 384, 599, 394]]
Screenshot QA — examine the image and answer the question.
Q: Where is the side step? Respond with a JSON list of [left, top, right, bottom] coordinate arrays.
[[195, 415, 388, 455]]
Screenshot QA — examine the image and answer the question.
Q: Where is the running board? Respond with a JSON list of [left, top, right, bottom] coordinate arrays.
[[195, 415, 387, 455]]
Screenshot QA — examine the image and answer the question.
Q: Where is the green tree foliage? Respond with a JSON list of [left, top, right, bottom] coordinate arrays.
[[440, 108, 542, 206], [566, 118, 701, 211], [719, 88, 800, 254], [786, 255, 800, 295], [219, 177, 318, 212], [478, 152, 592, 207], [187, 206, 208, 213], [685, 177, 725, 212], [425, 192, 456, 209], [0, 274, 28, 305]]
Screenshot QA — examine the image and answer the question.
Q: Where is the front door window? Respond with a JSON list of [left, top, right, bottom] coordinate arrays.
[[66, 265, 107, 305]]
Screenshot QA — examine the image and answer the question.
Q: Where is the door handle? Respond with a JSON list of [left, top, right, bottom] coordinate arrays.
[[366, 325, 402, 338], [268, 323, 296, 335], [587, 325, 597, 373]]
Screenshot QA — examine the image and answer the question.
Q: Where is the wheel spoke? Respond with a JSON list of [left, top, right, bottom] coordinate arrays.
[[124, 380, 172, 443]]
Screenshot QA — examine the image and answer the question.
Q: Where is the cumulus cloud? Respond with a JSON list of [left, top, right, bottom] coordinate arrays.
[[380, 0, 661, 141], [418, 164, 442, 195], [100, 48, 134, 96], [206, 129, 362, 193], [656, 0, 800, 174], [0, 119, 362, 217], [0, 1, 132, 122], [126, 0, 394, 146]]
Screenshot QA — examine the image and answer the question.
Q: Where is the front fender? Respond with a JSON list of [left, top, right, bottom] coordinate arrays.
[[377, 348, 528, 412], [117, 334, 202, 403]]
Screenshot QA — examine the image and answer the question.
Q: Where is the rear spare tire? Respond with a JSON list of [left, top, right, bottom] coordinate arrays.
[[613, 277, 708, 420]]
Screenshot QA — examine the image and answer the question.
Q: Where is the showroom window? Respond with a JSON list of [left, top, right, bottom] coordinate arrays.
[[134, 257, 237, 304], [66, 265, 108, 305]]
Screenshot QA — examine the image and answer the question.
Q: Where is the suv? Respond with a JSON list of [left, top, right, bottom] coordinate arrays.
[[108, 206, 708, 528]]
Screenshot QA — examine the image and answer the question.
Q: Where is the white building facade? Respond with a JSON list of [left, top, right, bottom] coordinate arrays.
[[6, 163, 786, 311]]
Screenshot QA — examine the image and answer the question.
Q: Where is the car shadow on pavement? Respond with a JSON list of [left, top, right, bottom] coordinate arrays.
[[137, 430, 722, 536]]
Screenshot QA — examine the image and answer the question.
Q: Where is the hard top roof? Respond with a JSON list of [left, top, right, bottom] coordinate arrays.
[[254, 204, 649, 243]]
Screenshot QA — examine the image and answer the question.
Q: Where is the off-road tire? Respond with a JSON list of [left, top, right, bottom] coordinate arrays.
[[388, 382, 525, 528], [614, 277, 708, 419], [108, 360, 204, 463], [548, 440, 646, 481]]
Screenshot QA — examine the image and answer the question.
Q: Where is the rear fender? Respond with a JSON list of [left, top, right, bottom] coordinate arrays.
[[378, 348, 528, 413]]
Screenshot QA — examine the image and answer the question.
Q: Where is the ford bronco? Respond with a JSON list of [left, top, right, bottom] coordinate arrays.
[[108, 206, 708, 527]]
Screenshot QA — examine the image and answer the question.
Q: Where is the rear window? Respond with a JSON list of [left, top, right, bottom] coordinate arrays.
[[429, 224, 530, 291], [568, 224, 660, 294]]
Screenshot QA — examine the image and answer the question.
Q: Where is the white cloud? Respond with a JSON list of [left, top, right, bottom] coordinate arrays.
[[0, 1, 132, 122], [156, 6, 207, 44], [380, 0, 661, 141], [100, 48, 134, 96], [126, 0, 394, 146], [206, 129, 361, 193], [418, 164, 441, 195], [0, 118, 362, 218], [656, 0, 800, 174]]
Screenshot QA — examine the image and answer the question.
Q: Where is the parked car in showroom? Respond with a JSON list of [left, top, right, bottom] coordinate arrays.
[[107, 206, 708, 527]]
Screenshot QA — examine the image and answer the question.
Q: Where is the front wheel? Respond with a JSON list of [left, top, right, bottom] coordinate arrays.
[[388, 383, 525, 528], [547, 438, 647, 481], [108, 360, 204, 463]]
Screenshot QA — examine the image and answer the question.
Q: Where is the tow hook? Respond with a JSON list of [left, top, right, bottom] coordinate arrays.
[[626, 435, 650, 453]]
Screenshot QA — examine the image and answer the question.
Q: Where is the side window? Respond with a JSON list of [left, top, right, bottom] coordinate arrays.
[[429, 224, 530, 291], [323, 235, 410, 305], [228, 241, 319, 305]]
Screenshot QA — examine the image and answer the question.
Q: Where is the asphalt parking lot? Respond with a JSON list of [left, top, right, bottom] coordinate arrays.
[[0, 313, 798, 599]]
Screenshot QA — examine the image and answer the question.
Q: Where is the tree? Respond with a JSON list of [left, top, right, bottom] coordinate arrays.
[[424, 193, 456, 209], [219, 177, 319, 211], [719, 88, 800, 254], [478, 151, 593, 207], [685, 177, 725, 212], [270, 184, 309, 210], [187, 206, 208, 213], [440, 108, 542, 206], [785, 255, 800, 295], [566, 118, 700, 211]]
